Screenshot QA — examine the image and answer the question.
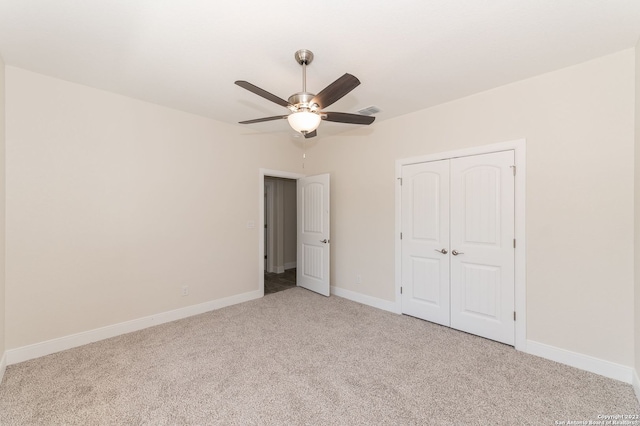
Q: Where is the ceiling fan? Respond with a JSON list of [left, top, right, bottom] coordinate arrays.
[[235, 49, 375, 138]]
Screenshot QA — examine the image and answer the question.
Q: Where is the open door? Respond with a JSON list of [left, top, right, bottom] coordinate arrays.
[[297, 173, 330, 296]]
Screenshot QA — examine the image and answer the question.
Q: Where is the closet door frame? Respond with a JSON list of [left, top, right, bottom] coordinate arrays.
[[395, 139, 526, 351]]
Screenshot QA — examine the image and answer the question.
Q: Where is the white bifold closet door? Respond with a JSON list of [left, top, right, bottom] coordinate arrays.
[[401, 151, 515, 345]]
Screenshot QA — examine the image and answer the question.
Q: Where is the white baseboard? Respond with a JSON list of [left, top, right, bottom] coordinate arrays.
[[6, 289, 262, 366], [0, 351, 6, 384], [632, 369, 640, 405], [284, 262, 297, 270], [331, 286, 398, 314], [275, 266, 285, 274], [526, 340, 633, 384]]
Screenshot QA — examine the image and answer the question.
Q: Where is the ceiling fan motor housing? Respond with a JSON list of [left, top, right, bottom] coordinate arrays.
[[288, 92, 318, 112]]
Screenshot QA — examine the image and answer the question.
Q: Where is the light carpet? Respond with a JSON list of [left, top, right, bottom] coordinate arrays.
[[0, 287, 638, 425]]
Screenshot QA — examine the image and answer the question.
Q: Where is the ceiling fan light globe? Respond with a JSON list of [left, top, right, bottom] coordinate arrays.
[[287, 111, 321, 134]]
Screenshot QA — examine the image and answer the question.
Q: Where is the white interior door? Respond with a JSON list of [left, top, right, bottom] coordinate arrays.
[[450, 151, 515, 345], [401, 160, 450, 326], [297, 174, 330, 296]]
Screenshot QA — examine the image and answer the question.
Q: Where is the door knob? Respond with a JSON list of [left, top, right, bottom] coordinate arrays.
[[434, 248, 448, 254], [452, 250, 464, 256], [320, 239, 329, 243]]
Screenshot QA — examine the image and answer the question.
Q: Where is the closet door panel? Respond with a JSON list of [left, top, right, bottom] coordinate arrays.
[[450, 151, 515, 345], [400, 160, 450, 326]]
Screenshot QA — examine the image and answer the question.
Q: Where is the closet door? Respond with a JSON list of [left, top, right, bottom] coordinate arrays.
[[449, 151, 515, 345], [401, 160, 450, 326]]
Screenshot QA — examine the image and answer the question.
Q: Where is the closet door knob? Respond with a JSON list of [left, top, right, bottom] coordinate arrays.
[[434, 248, 448, 254], [452, 250, 464, 256]]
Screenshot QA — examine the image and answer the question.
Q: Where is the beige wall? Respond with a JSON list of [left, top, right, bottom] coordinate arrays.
[[4, 67, 303, 349], [306, 50, 636, 366], [0, 56, 5, 359], [635, 39, 640, 376], [264, 177, 296, 272], [283, 179, 296, 267]]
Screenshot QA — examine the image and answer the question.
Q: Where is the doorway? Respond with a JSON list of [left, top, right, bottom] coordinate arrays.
[[264, 176, 297, 294], [258, 169, 331, 298], [259, 169, 304, 296]]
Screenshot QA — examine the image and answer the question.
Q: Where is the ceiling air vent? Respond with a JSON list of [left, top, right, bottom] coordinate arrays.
[[356, 106, 381, 116]]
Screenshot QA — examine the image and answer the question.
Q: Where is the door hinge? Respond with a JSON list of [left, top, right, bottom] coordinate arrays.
[[513, 311, 516, 321], [397, 177, 403, 186], [264, 255, 267, 259], [513, 238, 516, 248], [400, 232, 403, 240], [510, 165, 516, 176], [400, 287, 403, 294]]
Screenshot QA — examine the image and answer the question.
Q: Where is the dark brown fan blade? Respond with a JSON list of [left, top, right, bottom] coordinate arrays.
[[235, 81, 290, 107], [310, 74, 360, 109], [239, 115, 288, 124], [323, 112, 375, 125], [303, 130, 317, 139]]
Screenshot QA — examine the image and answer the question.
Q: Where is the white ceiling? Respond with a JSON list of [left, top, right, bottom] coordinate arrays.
[[1, 1, 640, 138]]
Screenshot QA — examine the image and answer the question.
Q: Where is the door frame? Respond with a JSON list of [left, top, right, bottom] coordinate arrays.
[[259, 169, 305, 296], [395, 139, 526, 351]]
